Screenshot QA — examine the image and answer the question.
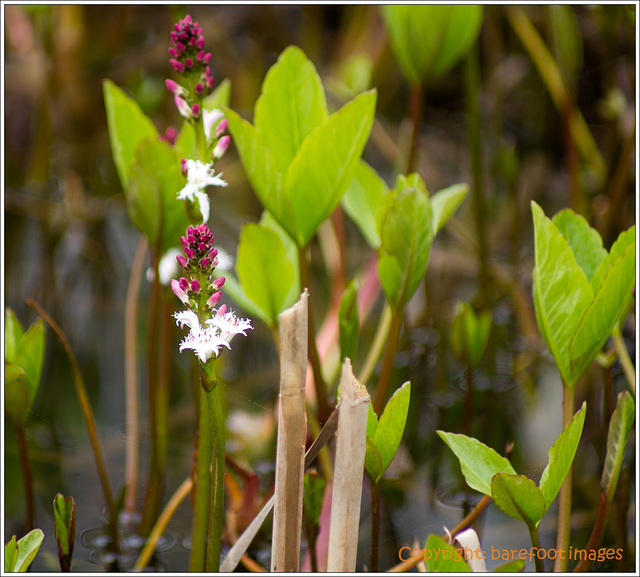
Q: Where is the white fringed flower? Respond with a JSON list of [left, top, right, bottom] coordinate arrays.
[[174, 307, 252, 363], [177, 159, 227, 223]]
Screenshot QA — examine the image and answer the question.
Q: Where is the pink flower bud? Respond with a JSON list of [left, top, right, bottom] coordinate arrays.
[[175, 95, 192, 119], [195, 82, 204, 95], [169, 48, 179, 58], [176, 41, 186, 52], [191, 103, 201, 118], [170, 59, 185, 74], [165, 79, 187, 98], [185, 248, 196, 259], [171, 279, 189, 305], [191, 279, 201, 293], [217, 304, 227, 316], [200, 257, 210, 268], [184, 14, 192, 25], [196, 37, 205, 49], [212, 276, 225, 290], [185, 58, 194, 69], [181, 158, 188, 176], [215, 118, 228, 138], [176, 255, 187, 268], [207, 291, 222, 308], [203, 52, 212, 64], [179, 277, 190, 292], [213, 135, 230, 159], [196, 50, 205, 63], [208, 248, 218, 259], [171, 31, 179, 44]]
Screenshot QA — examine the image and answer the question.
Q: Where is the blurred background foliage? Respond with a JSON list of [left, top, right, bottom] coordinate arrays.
[[3, 4, 636, 571]]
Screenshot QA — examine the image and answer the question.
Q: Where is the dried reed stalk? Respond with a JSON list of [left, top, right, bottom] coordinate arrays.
[[326, 358, 370, 572], [271, 290, 308, 572]]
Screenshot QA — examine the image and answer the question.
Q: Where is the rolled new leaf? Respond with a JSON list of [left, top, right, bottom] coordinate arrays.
[[271, 290, 308, 572], [53, 493, 76, 572], [327, 359, 370, 572]]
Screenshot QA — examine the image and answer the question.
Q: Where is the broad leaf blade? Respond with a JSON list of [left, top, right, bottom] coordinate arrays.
[[4, 363, 29, 426], [4, 308, 24, 362], [539, 402, 586, 508], [103, 79, 158, 190], [590, 227, 635, 293], [552, 209, 607, 282], [378, 186, 434, 311], [568, 241, 635, 380], [254, 46, 327, 174], [236, 224, 297, 328], [491, 473, 546, 527], [424, 534, 471, 572], [601, 391, 635, 504], [53, 493, 76, 571], [203, 77, 231, 110], [493, 559, 526, 572], [284, 89, 377, 247], [450, 302, 491, 370], [12, 318, 45, 410], [364, 434, 383, 482], [341, 160, 389, 249], [531, 201, 593, 386], [374, 381, 411, 476], [431, 182, 468, 233], [437, 431, 516, 496], [224, 108, 291, 238], [11, 529, 44, 572]]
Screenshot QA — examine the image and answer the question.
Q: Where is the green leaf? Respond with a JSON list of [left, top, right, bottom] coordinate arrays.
[[341, 160, 389, 248], [53, 493, 76, 571], [450, 302, 492, 370], [364, 434, 383, 482], [424, 534, 471, 572], [373, 382, 411, 479], [539, 402, 586, 508], [437, 431, 516, 496], [254, 46, 327, 174], [552, 209, 607, 282], [601, 392, 635, 503], [126, 138, 192, 253], [284, 89, 377, 247], [491, 474, 546, 528], [5, 529, 44, 572], [4, 363, 29, 426], [366, 403, 379, 439], [224, 107, 288, 232], [12, 318, 45, 410], [377, 181, 434, 311], [236, 224, 297, 327], [431, 183, 468, 233], [103, 79, 158, 190], [590, 227, 635, 293], [493, 559, 526, 572], [568, 240, 636, 380], [531, 201, 593, 386], [4, 308, 24, 361], [381, 5, 483, 85], [338, 281, 359, 364]]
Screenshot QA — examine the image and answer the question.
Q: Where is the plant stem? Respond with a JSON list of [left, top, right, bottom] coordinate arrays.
[[554, 383, 575, 572], [26, 299, 119, 551], [15, 425, 35, 532], [373, 309, 402, 415], [298, 245, 330, 423], [572, 493, 609, 572], [528, 523, 545, 572], [359, 303, 392, 387], [139, 248, 163, 537], [463, 368, 474, 437], [369, 477, 380, 572], [124, 236, 146, 516], [205, 380, 225, 572], [188, 385, 212, 572], [612, 331, 635, 395], [407, 82, 423, 173], [464, 45, 490, 309]]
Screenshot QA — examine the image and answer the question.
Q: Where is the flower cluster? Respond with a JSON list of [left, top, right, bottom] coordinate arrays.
[[166, 14, 230, 224], [171, 224, 252, 363]]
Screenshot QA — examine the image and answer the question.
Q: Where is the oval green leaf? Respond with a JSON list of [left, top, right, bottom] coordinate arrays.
[[374, 381, 411, 478], [437, 431, 516, 496], [424, 534, 471, 572], [491, 473, 546, 528], [431, 182, 468, 233]]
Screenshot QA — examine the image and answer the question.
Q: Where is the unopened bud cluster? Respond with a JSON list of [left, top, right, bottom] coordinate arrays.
[[171, 223, 226, 313]]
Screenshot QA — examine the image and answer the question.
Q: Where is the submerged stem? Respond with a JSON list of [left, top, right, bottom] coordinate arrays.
[[554, 383, 575, 571], [369, 477, 380, 572]]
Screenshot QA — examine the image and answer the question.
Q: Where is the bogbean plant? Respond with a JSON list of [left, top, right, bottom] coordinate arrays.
[[5, 6, 635, 573]]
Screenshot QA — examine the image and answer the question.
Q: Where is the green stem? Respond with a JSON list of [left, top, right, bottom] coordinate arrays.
[[554, 383, 574, 571], [464, 46, 490, 309], [124, 236, 146, 516], [612, 331, 635, 396], [369, 478, 380, 572], [205, 380, 225, 572], [298, 245, 330, 423], [528, 523, 545, 572], [373, 309, 403, 416], [359, 303, 392, 387], [188, 385, 212, 572], [463, 368, 474, 437], [16, 425, 35, 532]]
